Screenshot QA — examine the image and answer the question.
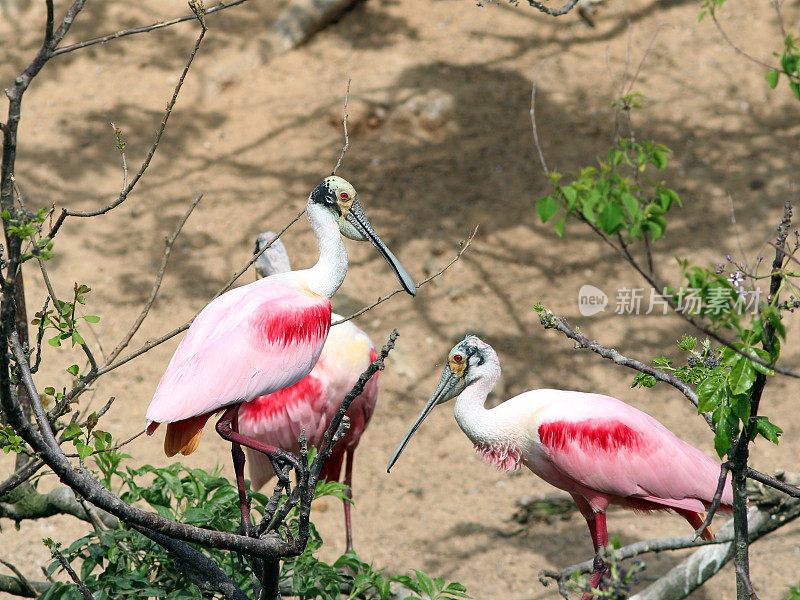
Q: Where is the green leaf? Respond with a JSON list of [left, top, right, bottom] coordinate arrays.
[[714, 411, 735, 457], [48, 335, 62, 347], [728, 356, 756, 395], [83, 315, 100, 323], [63, 424, 82, 440], [765, 69, 780, 88], [536, 196, 559, 223], [597, 204, 623, 234], [754, 416, 782, 444], [730, 393, 752, 421], [414, 570, 436, 598], [652, 150, 667, 170], [554, 218, 565, 237], [76, 442, 94, 460], [560, 186, 578, 204], [697, 376, 725, 412], [66, 364, 79, 376], [71, 330, 84, 346]]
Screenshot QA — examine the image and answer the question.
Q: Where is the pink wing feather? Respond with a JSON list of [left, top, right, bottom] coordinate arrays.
[[238, 317, 378, 489], [532, 392, 732, 513], [146, 279, 331, 427]]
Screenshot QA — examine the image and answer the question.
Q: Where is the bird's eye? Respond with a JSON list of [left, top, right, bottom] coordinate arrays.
[[452, 354, 463, 363], [340, 192, 349, 200]]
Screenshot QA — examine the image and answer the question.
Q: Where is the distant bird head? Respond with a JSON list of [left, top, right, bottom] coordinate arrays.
[[254, 231, 292, 278], [309, 176, 417, 296], [387, 335, 498, 471]]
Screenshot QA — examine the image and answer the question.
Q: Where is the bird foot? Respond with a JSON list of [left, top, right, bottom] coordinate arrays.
[[270, 457, 295, 494]]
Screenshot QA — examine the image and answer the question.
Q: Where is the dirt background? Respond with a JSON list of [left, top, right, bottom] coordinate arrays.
[[2, 0, 800, 597]]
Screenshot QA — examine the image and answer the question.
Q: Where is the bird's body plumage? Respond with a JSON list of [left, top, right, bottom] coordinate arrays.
[[454, 385, 733, 525], [145, 177, 415, 465], [146, 280, 331, 456], [239, 314, 378, 488], [389, 335, 732, 596]]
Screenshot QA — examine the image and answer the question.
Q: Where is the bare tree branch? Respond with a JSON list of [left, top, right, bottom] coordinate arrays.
[[0, 486, 117, 528], [521, 0, 579, 17], [539, 495, 800, 595], [51, 0, 250, 56], [631, 496, 800, 600], [331, 79, 351, 176], [133, 526, 250, 600], [0, 560, 49, 598], [334, 226, 479, 325], [48, 18, 208, 238], [535, 309, 711, 423], [105, 194, 203, 365], [0, 458, 45, 499], [50, 547, 94, 600], [4, 332, 304, 557]]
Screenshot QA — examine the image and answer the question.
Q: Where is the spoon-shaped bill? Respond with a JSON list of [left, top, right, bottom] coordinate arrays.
[[387, 365, 465, 472], [344, 199, 417, 296]]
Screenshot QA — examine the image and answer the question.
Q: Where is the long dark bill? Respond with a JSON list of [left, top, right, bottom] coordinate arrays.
[[386, 366, 463, 472], [346, 199, 417, 296]]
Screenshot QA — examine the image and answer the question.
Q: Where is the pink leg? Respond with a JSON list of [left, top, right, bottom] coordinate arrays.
[[582, 512, 610, 600], [343, 449, 355, 553], [216, 404, 302, 491], [219, 407, 252, 533]]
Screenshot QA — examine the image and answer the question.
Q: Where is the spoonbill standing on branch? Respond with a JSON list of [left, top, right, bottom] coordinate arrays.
[[237, 231, 379, 551], [145, 176, 415, 530], [388, 335, 732, 598]]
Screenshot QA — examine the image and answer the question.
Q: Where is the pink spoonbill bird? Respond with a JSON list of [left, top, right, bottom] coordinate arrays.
[[237, 231, 379, 551], [388, 335, 732, 597], [145, 176, 415, 529]]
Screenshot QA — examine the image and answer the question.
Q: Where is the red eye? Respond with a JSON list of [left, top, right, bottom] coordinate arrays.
[[340, 192, 349, 200], [453, 354, 463, 363]]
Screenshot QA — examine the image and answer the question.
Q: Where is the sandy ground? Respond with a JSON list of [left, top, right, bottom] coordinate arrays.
[[2, 0, 800, 597]]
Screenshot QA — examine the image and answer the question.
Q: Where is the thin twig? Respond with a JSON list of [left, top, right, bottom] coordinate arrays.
[[523, 0, 579, 16], [105, 194, 203, 365], [0, 559, 40, 597], [0, 458, 45, 498], [110, 122, 128, 194], [37, 258, 98, 372], [51, 0, 250, 56], [334, 225, 478, 325], [747, 468, 800, 498], [529, 79, 549, 174], [695, 461, 731, 539], [50, 548, 93, 600], [710, 10, 774, 71], [536, 309, 712, 424], [331, 79, 351, 176], [48, 18, 208, 238]]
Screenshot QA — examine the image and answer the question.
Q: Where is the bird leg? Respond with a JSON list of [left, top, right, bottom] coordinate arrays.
[[343, 449, 355, 553], [222, 407, 253, 534], [216, 405, 303, 494], [230, 439, 253, 535], [582, 512, 610, 600]]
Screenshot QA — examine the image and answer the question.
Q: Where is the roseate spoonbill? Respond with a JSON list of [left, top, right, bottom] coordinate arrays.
[[145, 176, 415, 529], [237, 231, 379, 551], [388, 335, 732, 597]]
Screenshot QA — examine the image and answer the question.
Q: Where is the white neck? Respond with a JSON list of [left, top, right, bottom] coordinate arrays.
[[453, 362, 502, 445], [294, 202, 348, 298]]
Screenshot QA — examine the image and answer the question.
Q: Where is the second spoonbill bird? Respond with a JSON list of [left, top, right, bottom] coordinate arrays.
[[388, 335, 732, 597], [238, 231, 379, 551], [145, 176, 415, 527]]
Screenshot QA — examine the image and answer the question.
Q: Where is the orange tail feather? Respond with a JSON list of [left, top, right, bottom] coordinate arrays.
[[164, 412, 214, 457]]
